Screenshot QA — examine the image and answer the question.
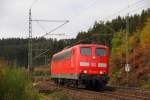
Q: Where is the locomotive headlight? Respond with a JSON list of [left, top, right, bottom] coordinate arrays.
[[98, 63, 107, 67], [100, 71, 103, 74], [80, 62, 89, 66], [83, 70, 87, 74]]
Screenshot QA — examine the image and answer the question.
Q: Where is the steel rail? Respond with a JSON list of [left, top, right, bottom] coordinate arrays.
[[35, 79, 150, 100]]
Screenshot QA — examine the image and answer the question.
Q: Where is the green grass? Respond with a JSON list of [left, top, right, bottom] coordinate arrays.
[[39, 89, 82, 100], [0, 67, 40, 100], [48, 90, 70, 100]]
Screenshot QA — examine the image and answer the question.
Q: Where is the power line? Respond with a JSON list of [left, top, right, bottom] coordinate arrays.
[[41, 21, 69, 37], [101, 0, 149, 21], [35, 21, 48, 33], [33, 49, 49, 59], [80, 0, 149, 32], [70, 34, 113, 47], [128, 1, 150, 13], [70, 0, 149, 48], [0, 45, 27, 48], [30, 0, 40, 9], [44, 33, 65, 36], [33, 49, 49, 51], [32, 20, 69, 22], [80, 0, 98, 11], [32, 19, 69, 37], [71, 0, 148, 29]]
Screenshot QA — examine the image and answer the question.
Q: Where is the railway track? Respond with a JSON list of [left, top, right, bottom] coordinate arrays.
[[34, 79, 150, 100], [108, 85, 150, 99], [65, 86, 150, 100]]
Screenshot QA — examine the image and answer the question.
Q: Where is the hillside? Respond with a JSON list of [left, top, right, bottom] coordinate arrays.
[[110, 17, 150, 88]]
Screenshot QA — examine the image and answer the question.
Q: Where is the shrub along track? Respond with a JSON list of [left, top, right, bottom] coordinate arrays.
[[33, 78, 150, 100]]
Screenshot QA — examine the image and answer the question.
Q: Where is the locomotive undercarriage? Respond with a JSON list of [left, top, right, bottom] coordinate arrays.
[[52, 74, 109, 90], [79, 74, 109, 90]]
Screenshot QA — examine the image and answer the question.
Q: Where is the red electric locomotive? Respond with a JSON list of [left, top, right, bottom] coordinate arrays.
[[50, 44, 109, 89]]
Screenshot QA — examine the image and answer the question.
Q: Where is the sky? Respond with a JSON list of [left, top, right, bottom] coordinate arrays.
[[0, 0, 149, 39]]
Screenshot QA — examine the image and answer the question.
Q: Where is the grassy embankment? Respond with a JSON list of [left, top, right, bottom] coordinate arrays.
[[0, 66, 40, 100], [33, 66, 74, 100]]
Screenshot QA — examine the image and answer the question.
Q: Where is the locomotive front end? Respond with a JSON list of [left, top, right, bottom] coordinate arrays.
[[77, 44, 109, 89]]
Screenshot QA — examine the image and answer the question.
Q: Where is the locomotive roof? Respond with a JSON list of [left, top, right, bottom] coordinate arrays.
[[52, 44, 108, 57], [74, 44, 108, 48]]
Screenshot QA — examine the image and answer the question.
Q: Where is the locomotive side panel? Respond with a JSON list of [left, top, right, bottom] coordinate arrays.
[[51, 47, 78, 79]]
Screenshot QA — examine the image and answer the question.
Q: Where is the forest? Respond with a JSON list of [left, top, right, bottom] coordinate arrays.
[[0, 8, 150, 87]]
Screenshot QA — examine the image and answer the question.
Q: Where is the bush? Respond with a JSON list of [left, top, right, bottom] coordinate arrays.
[[0, 67, 39, 100]]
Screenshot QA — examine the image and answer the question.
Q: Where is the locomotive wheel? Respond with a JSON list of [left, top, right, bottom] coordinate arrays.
[[95, 81, 106, 91], [75, 80, 79, 88], [85, 80, 93, 90], [58, 78, 65, 86]]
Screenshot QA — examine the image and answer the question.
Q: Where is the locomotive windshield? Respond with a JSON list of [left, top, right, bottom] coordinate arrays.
[[81, 47, 91, 55], [96, 48, 106, 56]]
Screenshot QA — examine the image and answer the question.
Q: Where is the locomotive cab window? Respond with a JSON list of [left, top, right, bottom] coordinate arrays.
[[96, 48, 106, 56], [81, 47, 91, 55]]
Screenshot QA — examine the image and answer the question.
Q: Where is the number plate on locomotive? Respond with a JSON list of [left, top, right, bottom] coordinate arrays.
[[91, 63, 96, 67]]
